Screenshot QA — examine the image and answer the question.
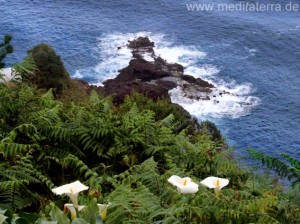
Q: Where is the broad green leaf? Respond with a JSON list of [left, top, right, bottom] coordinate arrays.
[[0, 214, 7, 224], [49, 204, 70, 224], [11, 216, 33, 224], [0, 208, 13, 222], [18, 213, 39, 224], [81, 199, 98, 224]]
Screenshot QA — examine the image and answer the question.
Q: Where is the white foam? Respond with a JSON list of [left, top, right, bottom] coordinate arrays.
[[248, 49, 257, 57], [142, 52, 155, 62], [244, 47, 257, 57], [185, 64, 219, 77], [73, 32, 207, 85], [74, 32, 137, 86], [170, 73, 260, 119], [73, 32, 259, 119], [169, 85, 260, 119], [164, 46, 260, 119], [0, 67, 13, 81], [289, 25, 300, 32], [155, 46, 206, 66], [73, 70, 83, 79]]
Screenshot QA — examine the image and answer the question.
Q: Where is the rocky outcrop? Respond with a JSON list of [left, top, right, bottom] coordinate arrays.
[[101, 36, 215, 104], [74, 37, 222, 140]]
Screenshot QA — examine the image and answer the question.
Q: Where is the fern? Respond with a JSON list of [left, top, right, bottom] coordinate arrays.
[[13, 53, 37, 80], [107, 185, 162, 224], [248, 149, 300, 185]]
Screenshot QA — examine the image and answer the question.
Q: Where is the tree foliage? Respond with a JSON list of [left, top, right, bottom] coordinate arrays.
[[27, 44, 71, 95], [0, 35, 13, 69]]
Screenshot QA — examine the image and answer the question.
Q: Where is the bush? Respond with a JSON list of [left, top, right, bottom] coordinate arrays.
[[28, 44, 71, 95]]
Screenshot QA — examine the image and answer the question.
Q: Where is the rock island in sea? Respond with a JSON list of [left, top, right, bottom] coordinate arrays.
[[92, 36, 215, 104]]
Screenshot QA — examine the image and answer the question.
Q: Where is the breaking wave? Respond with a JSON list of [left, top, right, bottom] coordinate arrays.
[[73, 32, 260, 119]]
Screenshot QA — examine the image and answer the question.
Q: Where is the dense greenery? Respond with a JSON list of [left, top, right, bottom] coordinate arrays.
[[0, 35, 13, 69], [27, 44, 71, 95], [0, 41, 299, 223]]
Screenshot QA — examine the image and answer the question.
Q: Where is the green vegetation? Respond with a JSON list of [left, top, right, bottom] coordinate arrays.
[[0, 39, 299, 223], [27, 44, 71, 95], [248, 149, 300, 186], [0, 35, 13, 69]]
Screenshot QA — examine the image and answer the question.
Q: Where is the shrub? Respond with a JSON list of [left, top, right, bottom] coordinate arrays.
[[28, 44, 71, 95]]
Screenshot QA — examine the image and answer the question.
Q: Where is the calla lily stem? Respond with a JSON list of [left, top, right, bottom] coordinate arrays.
[[75, 207, 79, 220]]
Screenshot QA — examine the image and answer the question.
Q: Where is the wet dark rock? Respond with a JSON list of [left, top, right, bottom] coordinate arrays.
[[128, 36, 155, 49], [181, 75, 214, 88], [128, 36, 155, 59], [102, 36, 215, 103]]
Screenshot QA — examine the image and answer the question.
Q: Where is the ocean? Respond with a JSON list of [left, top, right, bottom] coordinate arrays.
[[1, 0, 299, 163]]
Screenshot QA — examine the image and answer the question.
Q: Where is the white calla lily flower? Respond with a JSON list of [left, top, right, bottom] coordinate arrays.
[[200, 176, 229, 190], [52, 180, 89, 207], [200, 176, 229, 197], [97, 203, 110, 221], [64, 204, 85, 220], [168, 175, 199, 194]]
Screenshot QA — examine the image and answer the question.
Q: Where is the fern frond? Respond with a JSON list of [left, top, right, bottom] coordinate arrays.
[[160, 114, 175, 128], [0, 142, 35, 158], [248, 149, 300, 184], [281, 153, 300, 169], [63, 154, 98, 180]]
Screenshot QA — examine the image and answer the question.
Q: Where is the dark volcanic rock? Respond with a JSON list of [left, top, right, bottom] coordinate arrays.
[[103, 36, 214, 103], [128, 36, 154, 49], [181, 75, 214, 88], [128, 37, 155, 59]]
